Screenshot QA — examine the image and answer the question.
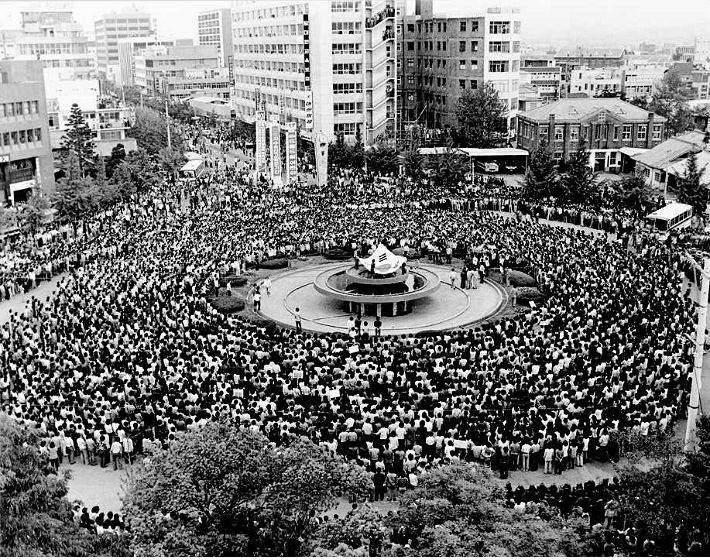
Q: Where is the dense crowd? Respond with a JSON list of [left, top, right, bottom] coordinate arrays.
[[0, 129, 701, 552]]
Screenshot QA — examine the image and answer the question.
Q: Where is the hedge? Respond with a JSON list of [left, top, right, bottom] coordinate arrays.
[[508, 270, 537, 287], [514, 287, 547, 306], [219, 276, 248, 288], [260, 258, 289, 269], [208, 296, 245, 314]]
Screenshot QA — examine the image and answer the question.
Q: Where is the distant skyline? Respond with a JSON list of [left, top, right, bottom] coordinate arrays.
[[1, 0, 709, 48]]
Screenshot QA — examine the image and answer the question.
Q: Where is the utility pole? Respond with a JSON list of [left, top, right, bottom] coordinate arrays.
[[165, 98, 172, 150], [685, 253, 710, 451]]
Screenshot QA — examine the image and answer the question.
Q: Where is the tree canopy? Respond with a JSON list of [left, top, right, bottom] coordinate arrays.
[[60, 103, 95, 177], [0, 415, 128, 556], [129, 107, 183, 155], [454, 82, 509, 148], [122, 421, 372, 557], [675, 151, 709, 218], [522, 139, 562, 200], [649, 70, 695, 138]]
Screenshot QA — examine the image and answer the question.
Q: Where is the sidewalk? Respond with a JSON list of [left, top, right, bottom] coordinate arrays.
[[0, 274, 66, 325]]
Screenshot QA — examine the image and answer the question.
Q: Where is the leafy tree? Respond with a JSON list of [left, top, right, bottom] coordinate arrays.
[[562, 141, 598, 204], [158, 147, 186, 184], [125, 148, 161, 194], [609, 175, 656, 215], [432, 142, 470, 187], [522, 139, 561, 200], [0, 415, 130, 556], [129, 107, 182, 155], [454, 82, 508, 148], [402, 147, 424, 179], [676, 151, 708, 219], [650, 70, 695, 137], [60, 103, 95, 177], [307, 505, 388, 556], [105, 143, 127, 178], [16, 192, 49, 237], [122, 421, 371, 557], [365, 145, 399, 176]]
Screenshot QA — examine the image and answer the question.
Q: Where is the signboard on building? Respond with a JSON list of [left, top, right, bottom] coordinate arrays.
[[305, 93, 313, 130], [269, 121, 282, 179], [314, 132, 328, 187], [255, 112, 267, 173], [284, 122, 297, 184]]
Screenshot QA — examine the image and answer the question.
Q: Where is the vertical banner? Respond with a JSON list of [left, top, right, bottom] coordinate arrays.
[[314, 132, 328, 187], [255, 112, 267, 177], [284, 122, 297, 185], [269, 121, 282, 180]]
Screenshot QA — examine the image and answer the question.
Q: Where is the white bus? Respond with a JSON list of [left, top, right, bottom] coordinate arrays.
[[645, 202, 693, 232], [179, 159, 206, 182]]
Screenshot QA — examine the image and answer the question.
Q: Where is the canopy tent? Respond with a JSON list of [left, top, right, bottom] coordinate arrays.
[[358, 244, 406, 275]]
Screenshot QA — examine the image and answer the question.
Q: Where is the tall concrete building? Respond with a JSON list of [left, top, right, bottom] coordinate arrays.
[[197, 8, 233, 67], [397, 1, 521, 137], [230, 0, 397, 145], [95, 10, 153, 82], [11, 10, 93, 80], [134, 45, 229, 101], [117, 37, 192, 87], [554, 48, 626, 97], [0, 60, 54, 205]]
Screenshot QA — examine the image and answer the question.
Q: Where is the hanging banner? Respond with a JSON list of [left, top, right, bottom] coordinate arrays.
[[269, 122, 282, 179], [255, 112, 267, 174], [314, 131, 328, 187], [284, 122, 297, 184]]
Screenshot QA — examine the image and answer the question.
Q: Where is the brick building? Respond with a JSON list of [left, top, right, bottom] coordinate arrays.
[[554, 47, 626, 97], [517, 98, 666, 172], [398, 1, 521, 136]]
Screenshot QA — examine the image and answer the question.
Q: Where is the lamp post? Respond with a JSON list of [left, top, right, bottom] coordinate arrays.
[[683, 252, 710, 451]]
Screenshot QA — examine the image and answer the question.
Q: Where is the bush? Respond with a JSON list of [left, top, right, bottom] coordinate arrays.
[[514, 287, 547, 306], [260, 258, 288, 269], [508, 270, 537, 287], [324, 248, 352, 261], [219, 276, 248, 288], [208, 295, 245, 314]]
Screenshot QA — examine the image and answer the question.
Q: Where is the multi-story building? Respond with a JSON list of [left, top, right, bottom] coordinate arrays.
[[398, 1, 521, 137], [95, 10, 153, 82], [117, 37, 191, 87], [673, 44, 695, 63], [667, 62, 710, 101], [197, 9, 233, 67], [230, 0, 396, 145], [10, 10, 93, 80], [134, 45, 228, 101], [0, 61, 54, 205], [569, 67, 623, 98], [554, 47, 626, 97], [517, 98, 666, 172], [43, 75, 137, 157], [621, 59, 668, 101], [520, 54, 561, 102]]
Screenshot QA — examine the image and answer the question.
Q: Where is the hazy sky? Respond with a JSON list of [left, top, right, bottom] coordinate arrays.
[[1, 0, 709, 48]]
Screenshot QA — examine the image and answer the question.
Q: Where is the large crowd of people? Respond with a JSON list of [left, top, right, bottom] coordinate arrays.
[[0, 122, 702, 552]]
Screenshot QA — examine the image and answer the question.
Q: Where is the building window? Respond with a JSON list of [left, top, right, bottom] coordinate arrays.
[[489, 41, 510, 53], [489, 21, 511, 34], [460, 79, 466, 88], [407, 58, 414, 67], [471, 60, 478, 69], [570, 126, 579, 141], [622, 125, 632, 140], [539, 126, 548, 141], [471, 41, 478, 52], [470, 79, 478, 89], [613, 126, 620, 141], [407, 41, 414, 50], [489, 60, 508, 72], [459, 41, 466, 52], [652, 124, 662, 140], [637, 125, 647, 141], [459, 59, 466, 70], [555, 125, 564, 141], [514, 21, 521, 33], [460, 21, 466, 32]]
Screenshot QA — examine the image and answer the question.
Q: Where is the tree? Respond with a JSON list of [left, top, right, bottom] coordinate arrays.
[[320, 463, 591, 557], [129, 107, 182, 155], [650, 70, 695, 137], [522, 139, 561, 200], [158, 147, 186, 184], [432, 141, 469, 187], [125, 148, 161, 194], [365, 145, 399, 176], [562, 141, 599, 204], [122, 421, 371, 557], [676, 151, 708, 220], [0, 415, 129, 556], [60, 104, 95, 177], [454, 82, 508, 148], [16, 192, 49, 238], [610, 175, 655, 215], [105, 143, 127, 178], [402, 147, 424, 179]]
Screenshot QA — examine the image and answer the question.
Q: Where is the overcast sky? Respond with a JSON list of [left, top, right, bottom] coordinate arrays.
[[1, 0, 708, 48]]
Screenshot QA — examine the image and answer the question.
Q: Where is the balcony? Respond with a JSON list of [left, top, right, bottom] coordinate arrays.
[[382, 28, 394, 41], [365, 5, 395, 29]]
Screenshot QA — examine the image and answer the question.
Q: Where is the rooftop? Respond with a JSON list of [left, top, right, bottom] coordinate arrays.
[[519, 98, 666, 123], [555, 47, 625, 59], [632, 130, 709, 169]]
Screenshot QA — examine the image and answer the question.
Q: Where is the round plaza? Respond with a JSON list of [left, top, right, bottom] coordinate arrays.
[[257, 259, 507, 335]]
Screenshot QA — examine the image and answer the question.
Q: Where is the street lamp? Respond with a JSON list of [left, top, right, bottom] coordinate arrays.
[[683, 251, 710, 452]]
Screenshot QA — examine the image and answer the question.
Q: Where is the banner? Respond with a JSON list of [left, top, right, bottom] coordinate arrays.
[[255, 112, 267, 173], [269, 122, 282, 179], [284, 122, 297, 184]]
